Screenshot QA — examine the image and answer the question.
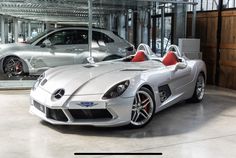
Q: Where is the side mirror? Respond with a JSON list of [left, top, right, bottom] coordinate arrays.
[[97, 40, 106, 47], [175, 62, 187, 71], [41, 39, 52, 48], [91, 41, 99, 48]]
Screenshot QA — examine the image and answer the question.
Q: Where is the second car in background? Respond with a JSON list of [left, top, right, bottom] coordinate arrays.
[[0, 27, 134, 78]]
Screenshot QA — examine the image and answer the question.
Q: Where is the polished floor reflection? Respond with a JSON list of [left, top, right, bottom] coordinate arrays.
[[0, 86, 236, 158]]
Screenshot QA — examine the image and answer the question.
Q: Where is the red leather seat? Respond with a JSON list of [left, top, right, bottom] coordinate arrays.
[[162, 51, 179, 66], [131, 51, 147, 62]]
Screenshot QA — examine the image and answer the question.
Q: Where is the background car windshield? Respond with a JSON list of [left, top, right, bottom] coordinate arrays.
[[93, 31, 114, 44], [36, 29, 89, 45], [26, 30, 53, 44]]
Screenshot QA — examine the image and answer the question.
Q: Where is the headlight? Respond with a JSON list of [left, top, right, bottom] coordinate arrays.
[[32, 73, 45, 90], [103, 80, 129, 99]]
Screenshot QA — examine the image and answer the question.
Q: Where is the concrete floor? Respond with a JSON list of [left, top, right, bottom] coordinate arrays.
[[1, 86, 236, 158]]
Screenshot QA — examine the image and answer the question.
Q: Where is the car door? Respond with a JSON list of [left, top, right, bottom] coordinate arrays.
[[168, 63, 192, 95], [36, 29, 79, 67], [72, 29, 90, 64], [74, 30, 111, 63]]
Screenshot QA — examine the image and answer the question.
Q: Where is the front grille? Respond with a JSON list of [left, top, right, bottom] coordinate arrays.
[[69, 109, 113, 119], [46, 108, 68, 122], [33, 101, 45, 113]]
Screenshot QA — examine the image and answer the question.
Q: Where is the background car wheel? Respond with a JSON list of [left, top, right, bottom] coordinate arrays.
[[190, 73, 205, 103], [129, 87, 155, 128], [3, 56, 26, 78]]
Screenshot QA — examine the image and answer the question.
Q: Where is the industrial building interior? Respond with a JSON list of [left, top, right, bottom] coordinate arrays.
[[1, 0, 236, 158]]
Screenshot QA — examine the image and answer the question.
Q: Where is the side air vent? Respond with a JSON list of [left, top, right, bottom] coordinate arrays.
[[158, 85, 171, 103]]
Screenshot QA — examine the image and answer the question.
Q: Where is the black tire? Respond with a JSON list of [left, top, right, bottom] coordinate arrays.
[[129, 87, 156, 128], [103, 55, 122, 61], [3, 56, 27, 78], [190, 73, 205, 103]]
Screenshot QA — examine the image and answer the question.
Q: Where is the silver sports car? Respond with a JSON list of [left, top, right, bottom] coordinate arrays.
[[30, 44, 206, 128], [0, 27, 134, 77]]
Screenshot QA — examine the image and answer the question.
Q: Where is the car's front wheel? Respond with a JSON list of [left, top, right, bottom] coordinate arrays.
[[3, 56, 26, 78], [129, 87, 155, 128]]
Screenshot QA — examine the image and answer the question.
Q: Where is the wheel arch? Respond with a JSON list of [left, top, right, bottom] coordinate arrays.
[[141, 84, 154, 96], [139, 84, 156, 107], [195, 60, 207, 83], [199, 71, 206, 83]]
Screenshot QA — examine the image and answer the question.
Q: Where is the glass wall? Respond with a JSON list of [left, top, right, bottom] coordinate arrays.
[[0, 0, 191, 88], [223, 0, 236, 8], [188, 0, 236, 11]]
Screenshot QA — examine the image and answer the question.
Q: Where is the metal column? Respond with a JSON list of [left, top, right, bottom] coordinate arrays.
[[140, 10, 148, 44], [173, 1, 187, 44], [160, 5, 165, 56], [215, 0, 223, 85], [28, 22, 31, 38], [22, 21, 26, 41], [133, 10, 138, 48], [45, 22, 50, 30], [192, 2, 197, 38], [152, 2, 157, 53], [4, 19, 8, 43], [13, 18, 18, 43], [108, 14, 113, 31], [147, 10, 151, 46], [1, 15, 5, 44], [142, 11, 148, 44], [87, 0, 94, 63], [118, 14, 126, 39], [137, 12, 142, 44], [41, 22, 45, 32], [125, 12, 129, 40]]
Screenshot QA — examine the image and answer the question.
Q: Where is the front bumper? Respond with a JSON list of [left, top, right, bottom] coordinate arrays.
[[30, 88, 134, 127]]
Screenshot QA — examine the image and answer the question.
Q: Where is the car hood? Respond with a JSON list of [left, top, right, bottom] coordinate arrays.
[[39, 61, 164, 96], [0, 43, 31, 54]]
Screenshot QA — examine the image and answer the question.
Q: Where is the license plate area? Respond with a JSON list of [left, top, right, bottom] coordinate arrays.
[[33, 100, 45, 113]]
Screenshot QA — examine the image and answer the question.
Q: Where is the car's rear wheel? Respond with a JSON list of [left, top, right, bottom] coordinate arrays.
[[190, 73, 205, 102], [3, 56, 26, 78], [129, 87, 155, 128]]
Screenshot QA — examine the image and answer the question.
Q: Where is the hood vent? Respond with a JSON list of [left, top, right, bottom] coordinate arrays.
[[83, 64, 97, 68]]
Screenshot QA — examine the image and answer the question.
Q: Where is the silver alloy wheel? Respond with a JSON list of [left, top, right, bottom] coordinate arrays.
[[131, 90, 154, 126], [196, 74, 205, 100], [4, 57, 23, 77]]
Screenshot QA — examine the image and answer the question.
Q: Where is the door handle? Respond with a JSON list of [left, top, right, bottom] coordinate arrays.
[[75, 48, 84, 51], [66, 48, 84, 52], [65, 48, 73, 52]]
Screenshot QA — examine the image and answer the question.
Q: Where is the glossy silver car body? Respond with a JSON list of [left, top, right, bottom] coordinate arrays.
[[30, 44, 206, 127], [0, 27, 134, 77]]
